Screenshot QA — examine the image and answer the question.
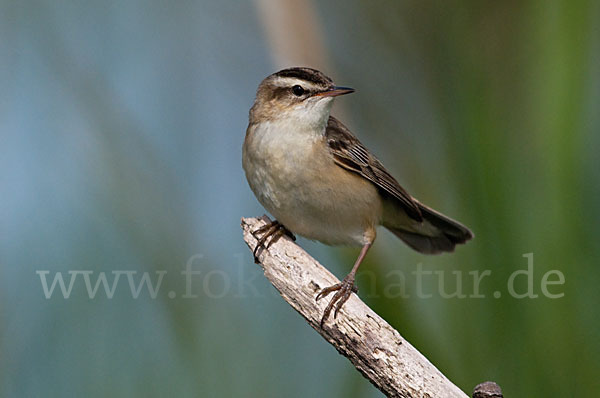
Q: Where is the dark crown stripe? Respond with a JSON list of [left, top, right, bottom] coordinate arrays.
[[274, 67, 333, 86]]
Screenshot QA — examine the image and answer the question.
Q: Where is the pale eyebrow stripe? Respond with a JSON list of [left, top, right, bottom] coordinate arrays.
[[271, 77, 321, 91]]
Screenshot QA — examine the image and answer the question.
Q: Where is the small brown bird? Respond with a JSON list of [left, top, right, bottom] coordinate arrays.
[[243, 67, 473, 325]]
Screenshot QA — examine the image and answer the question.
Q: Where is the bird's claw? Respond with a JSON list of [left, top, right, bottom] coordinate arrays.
[[316, 275, 358, 327], [251, 220, 295, 263]]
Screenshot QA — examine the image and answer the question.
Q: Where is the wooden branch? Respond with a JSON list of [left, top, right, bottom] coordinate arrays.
[[241, 216, 469, 398], [472, 382, 503, 398]]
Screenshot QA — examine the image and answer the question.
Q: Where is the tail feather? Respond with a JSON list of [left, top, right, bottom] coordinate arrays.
[[385, 202, 473, 255]]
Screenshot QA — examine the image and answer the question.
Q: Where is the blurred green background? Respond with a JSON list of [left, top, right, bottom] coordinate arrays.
[[1, 1, 598, 397]]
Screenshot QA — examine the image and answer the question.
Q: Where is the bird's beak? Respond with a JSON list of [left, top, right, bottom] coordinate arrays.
[[313, 86, 355, 98]]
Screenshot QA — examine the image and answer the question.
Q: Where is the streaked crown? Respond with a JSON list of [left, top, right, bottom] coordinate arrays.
[[249, 67, 351, 124], [273, 67, 334, 87]]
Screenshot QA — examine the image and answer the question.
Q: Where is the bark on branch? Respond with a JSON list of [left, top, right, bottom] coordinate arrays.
[[241, 216, 471, 398]]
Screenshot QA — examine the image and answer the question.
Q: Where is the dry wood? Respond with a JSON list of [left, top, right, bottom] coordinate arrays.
[[472, 382, 503, 398], [241, 215, 470, 398]]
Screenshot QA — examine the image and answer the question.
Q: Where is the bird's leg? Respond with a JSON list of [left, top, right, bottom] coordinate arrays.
[[316, 242, 372, 327], [251, 220, 295, 263]]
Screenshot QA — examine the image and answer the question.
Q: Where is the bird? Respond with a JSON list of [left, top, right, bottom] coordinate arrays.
[[242, 67, 473, 326]]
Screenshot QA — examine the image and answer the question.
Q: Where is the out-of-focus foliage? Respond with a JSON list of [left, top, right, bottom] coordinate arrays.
[[1, 1, 598, 397]]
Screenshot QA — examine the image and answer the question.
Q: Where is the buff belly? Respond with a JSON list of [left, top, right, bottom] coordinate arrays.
[[243, 123, 381, 246]]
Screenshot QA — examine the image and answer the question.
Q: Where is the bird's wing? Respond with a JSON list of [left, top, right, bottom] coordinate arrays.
[[325, 116, 423, 221]]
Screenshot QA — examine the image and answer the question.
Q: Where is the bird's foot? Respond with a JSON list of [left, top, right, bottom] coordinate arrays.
[[316, 274, 358, 327], [251, 220, 295, 263]]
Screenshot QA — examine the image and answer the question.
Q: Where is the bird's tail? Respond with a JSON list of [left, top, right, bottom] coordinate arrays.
[[385, 202, 473, 254]]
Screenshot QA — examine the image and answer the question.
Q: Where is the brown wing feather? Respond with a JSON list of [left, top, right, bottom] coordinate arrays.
[[325, 116, 423, 221]]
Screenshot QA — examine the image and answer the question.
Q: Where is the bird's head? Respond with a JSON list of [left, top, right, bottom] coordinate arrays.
[[249, 67, 354, 129]]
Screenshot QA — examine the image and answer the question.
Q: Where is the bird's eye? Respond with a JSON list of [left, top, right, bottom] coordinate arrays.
[[292, 85, 305, 96]]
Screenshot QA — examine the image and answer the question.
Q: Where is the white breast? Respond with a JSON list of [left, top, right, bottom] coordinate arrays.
[[243, 120, 322, 211], [243, 119, 382, 247]]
